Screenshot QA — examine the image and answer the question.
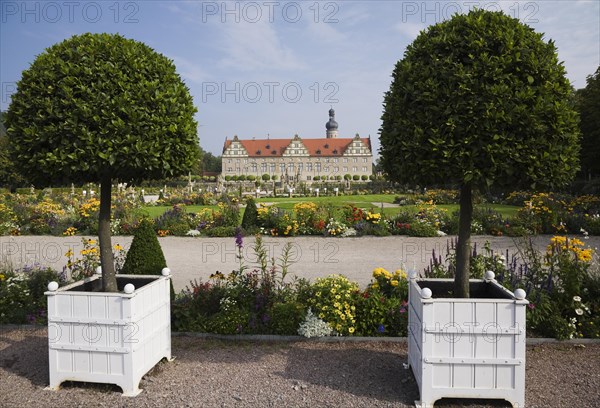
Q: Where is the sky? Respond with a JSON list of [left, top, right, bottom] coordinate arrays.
[[1, 1, 599, 158]]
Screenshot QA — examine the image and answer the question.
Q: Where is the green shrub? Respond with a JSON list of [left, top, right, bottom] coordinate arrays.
[[121, 218, 167, 275], [204, 226, 237, 237], [241, 197, 258, 230], [0, 265, 62, 324], [154, 205, 193, 235], [269, 301, 305, 335]]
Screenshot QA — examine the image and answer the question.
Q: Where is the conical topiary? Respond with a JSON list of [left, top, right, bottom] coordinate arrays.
[[241, 197, 258, 230], [122, 218, 167, 275], [122, 218, 174, 298]]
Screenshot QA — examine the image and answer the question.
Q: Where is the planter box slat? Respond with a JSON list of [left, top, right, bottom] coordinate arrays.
[[46, 274, 172, 396], [408, 276, 527, 408]]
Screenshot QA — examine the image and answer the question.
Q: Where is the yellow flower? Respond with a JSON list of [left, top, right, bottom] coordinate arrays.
[[348, 327, 355, 334], [65, 249, 74, 258], [63, 227, 77, 236], [114, 244, 124, 251], [0, 274, 5, 281], [87, 239, 97, 246], [390, 280, 399, 287]]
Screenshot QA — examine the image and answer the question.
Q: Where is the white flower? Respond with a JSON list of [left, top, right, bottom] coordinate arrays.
[[575, 308, 584, 316], [573, 296, 581, 302], [186, 229, 201, 237], [298, 308, 333, 338]]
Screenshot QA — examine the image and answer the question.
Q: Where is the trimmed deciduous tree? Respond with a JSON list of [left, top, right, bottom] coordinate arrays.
[[576, 66, 600, 179], [379, 10, 579, 297], [6, 33, 199, 292]]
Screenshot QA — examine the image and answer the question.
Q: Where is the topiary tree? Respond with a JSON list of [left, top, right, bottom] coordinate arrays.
[[121, 219, 167, 276], [344, 174, 352, 181], [576, 66, 600, 179], [241, 197, 258, 230], [6, 33, 199, 292], [380, 10, 579, 297], [361, 175, 369, 181], [352, 175, 360, 181], [121, 218, 174, 298], [261, 173, 270, 181]]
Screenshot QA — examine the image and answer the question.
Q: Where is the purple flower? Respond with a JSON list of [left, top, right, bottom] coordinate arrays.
[[235, 227, 243, 249], [377, 324, 385, 333]]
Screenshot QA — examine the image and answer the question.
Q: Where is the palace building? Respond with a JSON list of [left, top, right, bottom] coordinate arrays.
[[221, 109, 373, 183]]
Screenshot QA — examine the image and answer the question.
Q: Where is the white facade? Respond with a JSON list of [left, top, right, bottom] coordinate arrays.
[[222, 134, 373, 182]]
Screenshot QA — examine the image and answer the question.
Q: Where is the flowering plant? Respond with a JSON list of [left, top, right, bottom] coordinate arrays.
[[324, 218, 347, 237], [306, 274, 358, 335], [298, 308, 334, 338]]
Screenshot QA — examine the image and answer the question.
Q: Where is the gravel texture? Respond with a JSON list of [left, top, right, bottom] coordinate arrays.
[[1, 327, 599, 407]]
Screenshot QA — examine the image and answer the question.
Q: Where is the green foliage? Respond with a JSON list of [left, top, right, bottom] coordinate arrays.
[[306, 275, 359, 335], [0, 265, 62, 324], [201, 152, 222, 174], [241, 197, 258, 230], [6, 33, 200, 187], [154, 205, 194, 235], [204, 226, 238, 237], [380, 9, 580, 191], [121, 219, 167, 275], [576, 66, 600, 177]]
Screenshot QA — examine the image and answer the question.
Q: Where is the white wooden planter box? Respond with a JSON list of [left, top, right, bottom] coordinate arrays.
[[407, 272, 528, 408], [45, 272, 172, 396]]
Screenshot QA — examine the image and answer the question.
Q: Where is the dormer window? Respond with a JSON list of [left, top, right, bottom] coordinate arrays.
[[271, 150, 277, 155], [256, 150, 261, 155], [333, 149, 338, 154], [266, 144, 270, 149], [324, 144, 329, 149], [316, 149, 321, 155]]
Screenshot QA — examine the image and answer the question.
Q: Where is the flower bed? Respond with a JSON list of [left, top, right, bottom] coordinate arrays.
[[2, 189, 599, 238], [2, 234, 598, 341]]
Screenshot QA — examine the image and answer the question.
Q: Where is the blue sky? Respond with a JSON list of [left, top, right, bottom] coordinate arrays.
[[1, 1, 599, 158]]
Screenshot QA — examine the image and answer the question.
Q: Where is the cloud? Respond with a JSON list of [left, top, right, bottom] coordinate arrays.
[[394, 22, 427, 40], [218, 21, 305, 71], [169, 55, 211, 85]]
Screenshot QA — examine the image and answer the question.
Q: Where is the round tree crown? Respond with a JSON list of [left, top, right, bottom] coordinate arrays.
[[6, 33, 200, 186], [379, 9, 579, 191]]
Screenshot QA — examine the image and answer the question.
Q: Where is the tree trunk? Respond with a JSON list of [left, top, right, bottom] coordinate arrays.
[[99, 176, 118, 292], [454, 182, 473, 298]]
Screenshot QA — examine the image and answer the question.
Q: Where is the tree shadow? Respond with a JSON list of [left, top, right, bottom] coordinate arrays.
[[0, 325, 49, 387], [278, 341, 420, 404]]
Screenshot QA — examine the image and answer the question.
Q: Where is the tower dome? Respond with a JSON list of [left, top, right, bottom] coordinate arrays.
[[325, 108, 339, 138]]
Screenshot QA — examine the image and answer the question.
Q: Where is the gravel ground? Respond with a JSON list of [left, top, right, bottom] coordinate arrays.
[[1, 327, 599, 408]]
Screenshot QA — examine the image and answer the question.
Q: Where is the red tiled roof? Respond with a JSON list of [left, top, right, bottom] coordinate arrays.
[[223, 137, 371, 157]]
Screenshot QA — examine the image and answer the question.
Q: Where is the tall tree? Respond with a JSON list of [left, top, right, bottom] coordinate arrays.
[[6, 33, 199, 291], [380, 10, 579, 297], [576, 66, 600, 179]]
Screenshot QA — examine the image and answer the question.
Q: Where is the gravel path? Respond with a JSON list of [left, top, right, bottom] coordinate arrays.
[[1, 327, 599, 407]]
